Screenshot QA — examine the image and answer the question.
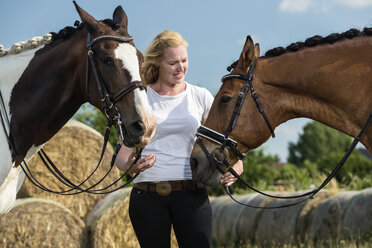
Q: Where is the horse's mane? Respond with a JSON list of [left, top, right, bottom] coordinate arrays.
[[48, 19, 120, 43], [227, 27, 372, 72], [37, 19, 121, 55], [0, 34, 52, 57], [0, 19, 117, 57]]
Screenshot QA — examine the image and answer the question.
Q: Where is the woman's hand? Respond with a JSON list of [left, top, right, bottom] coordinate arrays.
[[115, 145, 156, 174], [220, 160, 243, 187]]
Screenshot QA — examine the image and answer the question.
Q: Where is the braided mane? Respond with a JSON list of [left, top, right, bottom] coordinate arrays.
[[0, 19, 122, 57], [227, 27, 372, 71], [42, 19, 120, 49]]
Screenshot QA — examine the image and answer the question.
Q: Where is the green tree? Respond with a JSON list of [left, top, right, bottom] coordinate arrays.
[[287, 121, 352, 166], [287, 120, 372, 188], [316, 150, 372, 184]]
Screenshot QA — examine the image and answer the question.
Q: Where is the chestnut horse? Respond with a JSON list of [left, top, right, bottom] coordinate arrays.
[[191, 31, 372, 186], [0, 3, 156, 214]]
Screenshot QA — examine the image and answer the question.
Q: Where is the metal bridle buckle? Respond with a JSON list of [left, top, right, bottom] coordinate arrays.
[[155, 182, 172, 196], [212, 147, 228, 164]]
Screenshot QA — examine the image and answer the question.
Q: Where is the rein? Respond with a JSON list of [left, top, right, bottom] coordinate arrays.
[[196, 57, 372, 209], [0, 32, 145, 195]]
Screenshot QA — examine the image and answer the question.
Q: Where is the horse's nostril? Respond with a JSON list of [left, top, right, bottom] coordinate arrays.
[[129, 120, 145, 135], [190, 158, 198, 170], [134, 120, 144, 131], [135, 121, 143, 131]]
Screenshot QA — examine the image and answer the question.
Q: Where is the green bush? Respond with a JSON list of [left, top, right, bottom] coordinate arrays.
[[316, 150, 372, 185]]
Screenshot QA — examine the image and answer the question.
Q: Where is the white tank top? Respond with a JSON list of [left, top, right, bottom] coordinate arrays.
[[134, 82, 214, 183]]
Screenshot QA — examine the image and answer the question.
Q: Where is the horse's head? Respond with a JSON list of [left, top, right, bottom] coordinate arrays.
[[190, 36, 276, 186], [73, 2, 156, 148]]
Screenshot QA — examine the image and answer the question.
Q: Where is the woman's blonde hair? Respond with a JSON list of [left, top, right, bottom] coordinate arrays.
[[141, 30, 188, 85]]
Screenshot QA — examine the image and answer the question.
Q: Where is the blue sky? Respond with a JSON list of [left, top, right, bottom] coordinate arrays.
[[1, 0, 371, 161]]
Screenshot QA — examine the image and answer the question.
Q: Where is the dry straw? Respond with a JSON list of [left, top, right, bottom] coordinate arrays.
[[210, 189, 337, 246], [342, 187, 372, 238], [0, 198, 87, 248], [86, 188, 179, 248], [17, 120, 122, 220], [308, 190, 359, 241]]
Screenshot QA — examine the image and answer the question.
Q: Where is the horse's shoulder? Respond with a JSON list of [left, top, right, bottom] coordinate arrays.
[[0, 33, 52, 57]]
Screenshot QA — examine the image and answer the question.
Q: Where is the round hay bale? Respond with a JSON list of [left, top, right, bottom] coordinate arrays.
[[86, 187, 133, 229], [342, 187, 372, 238], [17, 120, 123, 220], [235, 192, 276, 244], [308, 190, 358, 241], [295, 190, 336, 242], [210, 194, 246, 246], [255, 191, 312, 246], [210, 194, 260, 246], [0, 198, 87, 248], [210, 195, 231, 244], [86, 188, 178, 248]]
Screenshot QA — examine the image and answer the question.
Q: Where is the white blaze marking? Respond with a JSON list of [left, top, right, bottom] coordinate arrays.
[[114, 44, 153, 119]]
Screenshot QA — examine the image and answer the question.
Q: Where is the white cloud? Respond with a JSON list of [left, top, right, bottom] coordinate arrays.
[[279, 0, 314, 13], [279, 0, 372, 14], [333, 0, 372, 8]]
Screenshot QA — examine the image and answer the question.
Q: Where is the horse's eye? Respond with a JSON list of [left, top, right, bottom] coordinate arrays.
[[220, 95, 232, 105], [102, 57, 114, 65]]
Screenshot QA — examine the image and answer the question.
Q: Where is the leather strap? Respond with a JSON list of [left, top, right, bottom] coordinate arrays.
[[134, 180, 198, 192]]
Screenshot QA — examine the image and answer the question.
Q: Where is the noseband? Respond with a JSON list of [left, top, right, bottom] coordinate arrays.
[[86, 33, 146, 143], [196, 57, 275, 173]]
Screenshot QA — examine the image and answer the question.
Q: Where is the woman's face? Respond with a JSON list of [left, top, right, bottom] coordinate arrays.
[[158, 45, 188, 86]]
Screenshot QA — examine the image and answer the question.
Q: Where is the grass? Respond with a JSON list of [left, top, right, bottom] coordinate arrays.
[[213, 234, 372, 248]]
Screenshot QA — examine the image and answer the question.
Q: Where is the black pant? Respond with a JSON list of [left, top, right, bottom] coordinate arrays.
[[129, 186, 212, 248]]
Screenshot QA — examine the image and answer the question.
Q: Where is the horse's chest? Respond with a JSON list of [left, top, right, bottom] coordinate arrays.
[[0, 49, 39, 183]]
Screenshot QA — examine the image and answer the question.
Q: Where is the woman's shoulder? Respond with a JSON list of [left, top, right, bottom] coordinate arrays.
[[186, 82, 213, 97], [185, 82, 214, 113]]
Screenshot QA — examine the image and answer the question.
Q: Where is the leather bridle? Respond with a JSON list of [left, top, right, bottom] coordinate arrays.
[[196, 57, 275, 172], [85, 33, 146, 144], [0, 32, 146, 195], [195, 57, 372, 209]]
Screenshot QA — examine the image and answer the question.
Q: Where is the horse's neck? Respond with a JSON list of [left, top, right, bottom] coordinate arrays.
[[258, 37, 372, 148], [8, 33, 86, 158]]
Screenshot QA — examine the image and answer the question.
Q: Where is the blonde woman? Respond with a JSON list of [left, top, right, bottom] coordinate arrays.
[[116, 30, 243, 247]]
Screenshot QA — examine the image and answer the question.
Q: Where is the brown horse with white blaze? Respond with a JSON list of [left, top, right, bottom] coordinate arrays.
[[0, 3, 156, 214], [190, 32, 372, 186]]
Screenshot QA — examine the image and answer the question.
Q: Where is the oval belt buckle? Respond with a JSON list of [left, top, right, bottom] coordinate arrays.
[[156, 182, 172, 196]]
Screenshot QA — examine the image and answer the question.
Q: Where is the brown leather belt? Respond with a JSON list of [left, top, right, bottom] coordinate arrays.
[[134, 180, 198, 196]]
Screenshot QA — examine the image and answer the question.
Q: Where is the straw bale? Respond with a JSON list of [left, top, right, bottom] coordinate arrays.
[[308, 190, 358, 241], [210, 195, 235, 245], [0, 198, 87, 248], [255, 191, 308, 246], [342, 187, 372, 238], [210, 194, 257, 246], [235, 192, 277, 243], [210, 195, 231, 242], [87, 187, 178, 248], [295, 190, 336, 242], [17, 120, 123, 220]]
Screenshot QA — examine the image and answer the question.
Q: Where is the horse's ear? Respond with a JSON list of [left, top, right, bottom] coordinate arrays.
[[113, 6, 128, 31], [239, 36, 255, 71], [254, 43, 260, 58], [73, 1, 99, 34]]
